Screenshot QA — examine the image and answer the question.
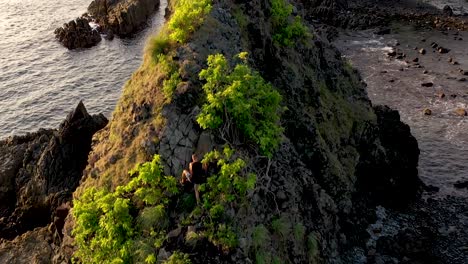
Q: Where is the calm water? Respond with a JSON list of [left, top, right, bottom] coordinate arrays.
[[0, 0, 166, 138]]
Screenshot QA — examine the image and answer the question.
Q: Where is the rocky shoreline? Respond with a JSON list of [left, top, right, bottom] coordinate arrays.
[[0, 102, 107, 263], [55, 0, 160, 49]]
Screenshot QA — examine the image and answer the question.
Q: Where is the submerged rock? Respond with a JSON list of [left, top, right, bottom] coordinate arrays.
[[54, 18, 101, 49]]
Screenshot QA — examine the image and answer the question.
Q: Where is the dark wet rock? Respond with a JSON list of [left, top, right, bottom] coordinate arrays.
[[412, 57, 419, 62], [424, 184, 440, 193], [387, 50, 397, 57], [88, 0, 160, 37], [450, 94, 458, 99], [454, 108, 467, 116], [443, 5, 454, 17], [0, 102, 107, 240], [431, 42, 439, 49], [423, 108, 432, 115], [54, 18, 101, 49], [458, 77, 467, 82], [421, 82, 433, 87], [454, 180, 468, 189], [375, 27, 391, 35], [438, 47, 450, 54]]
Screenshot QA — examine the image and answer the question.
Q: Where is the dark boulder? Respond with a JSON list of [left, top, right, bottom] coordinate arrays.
[[88, 0, 160, 37], [0, 102, 107, 239], [54, 18, 101, 49]]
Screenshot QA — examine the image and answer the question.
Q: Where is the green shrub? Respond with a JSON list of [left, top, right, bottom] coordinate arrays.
[[307, 233, 320, 264], [195, 147, 256, 250], [253, 225, 270, 248], [270, 0, 307, 46], [169, 0, 213, 43], [164, 251, 192, 264], [149, 35, 171, 61], [293, 222, 306, 242], [163, 71, 182, 101], [72, 155, 180, 264], [198, 53, 283, 157], [271, 216, 291, 238]]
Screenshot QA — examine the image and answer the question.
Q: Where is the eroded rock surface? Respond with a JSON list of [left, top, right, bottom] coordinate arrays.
[[88, 0, 160, 36], [0, 102, 107, 240], [54, 18, 101, 49]]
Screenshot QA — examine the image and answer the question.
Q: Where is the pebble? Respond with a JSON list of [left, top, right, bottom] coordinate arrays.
[[419, 48, 426, 55], [423, 108, 432, 115]]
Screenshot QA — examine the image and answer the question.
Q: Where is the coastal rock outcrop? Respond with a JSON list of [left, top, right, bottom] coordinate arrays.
[[87, 0, 160, 36], [54, 18, 101, 49], [0, 102, 107, 240]]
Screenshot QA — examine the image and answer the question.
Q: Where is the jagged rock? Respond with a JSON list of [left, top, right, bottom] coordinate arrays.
[[0, 102, 107, 240], [54, 18, 101, 49], [88, 0, 160, 37], [423, 108, 432, 115]]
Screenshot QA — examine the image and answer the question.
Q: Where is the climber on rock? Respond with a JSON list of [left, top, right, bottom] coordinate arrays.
[[180, 154, 205, 204]]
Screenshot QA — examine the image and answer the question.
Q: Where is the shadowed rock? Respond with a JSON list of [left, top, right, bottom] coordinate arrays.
[[0, 101, 107, 240], [54, 18, 101, 49]]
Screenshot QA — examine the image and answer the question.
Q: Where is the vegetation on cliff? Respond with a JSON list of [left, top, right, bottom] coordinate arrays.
[[71, 0, 422, 263]]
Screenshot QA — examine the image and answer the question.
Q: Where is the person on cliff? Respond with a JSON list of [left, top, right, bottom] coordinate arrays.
[[180, 154, 205, 205]]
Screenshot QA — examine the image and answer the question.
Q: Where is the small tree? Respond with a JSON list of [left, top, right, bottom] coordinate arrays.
[[198, 53, 283, 157]]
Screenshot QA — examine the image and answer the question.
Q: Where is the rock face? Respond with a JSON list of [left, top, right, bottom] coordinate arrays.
[[54, 18, 101, 49], [74, 1, 422, 263], [0, 102, 107, 240], [88, 0, 160, 36]]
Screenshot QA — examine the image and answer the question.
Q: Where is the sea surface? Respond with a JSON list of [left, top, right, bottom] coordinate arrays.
[[336, 25, 468, 197], [0, 0, 166, 138]]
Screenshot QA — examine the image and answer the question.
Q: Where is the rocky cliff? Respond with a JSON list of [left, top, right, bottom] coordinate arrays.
[[72, 0, 420, 262], [3, 0, 423, 263]]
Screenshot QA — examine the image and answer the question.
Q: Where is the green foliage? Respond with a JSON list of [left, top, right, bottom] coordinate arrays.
[[163, 71, 182, 101], [256, 251, 272, 264], [164, 251, 192, 264], [169, 0, 213, 43], [198, 53, 283, 157], [271, 216, 291, 238], [307, 233, 320, 264], [253, 225, 270, 248], [72, 155, 180, 264], [270, 0, 307, 46], [149, 35, 171, 61], [293, 222, 306, 242], [194, 147, 257, 250]]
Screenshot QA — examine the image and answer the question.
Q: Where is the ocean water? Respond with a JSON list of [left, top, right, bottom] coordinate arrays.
[[0, 0, 166, 138], [336, 25, 468, 197]]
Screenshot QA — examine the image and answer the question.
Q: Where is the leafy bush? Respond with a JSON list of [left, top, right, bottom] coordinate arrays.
[[271, 216, 291, 238], [270, 0, 307, 46], [192, 146, 257, 250], [198, 53, 283, 157], [148, 35, 171, 61], [72, 155, 180, 264], [169, 0, 213, 43], [164, 251, 192, 264], [253, 225, 270, 248]]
